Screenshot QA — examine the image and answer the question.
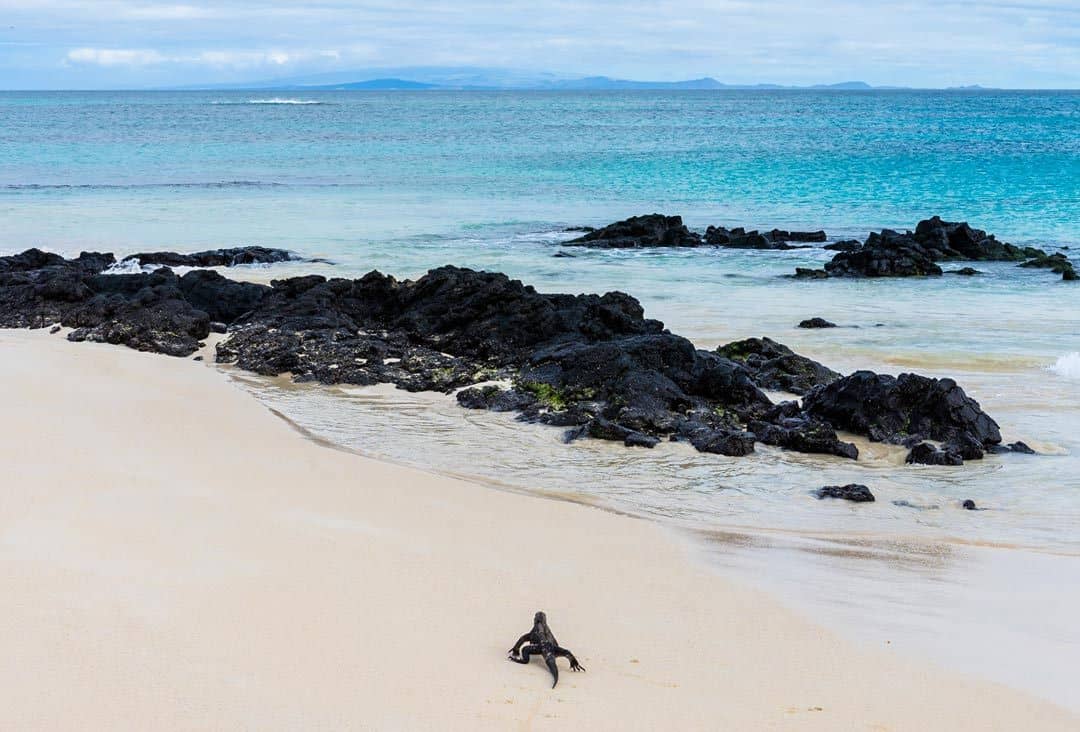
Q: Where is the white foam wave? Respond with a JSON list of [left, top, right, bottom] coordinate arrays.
[[1047, 352, 1080, 380], [246, 98, 324, 105], [102, 260, 199, 276], [102, 259, 151, 275]]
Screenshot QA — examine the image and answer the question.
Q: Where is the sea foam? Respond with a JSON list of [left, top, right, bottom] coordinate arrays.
[[1048, 352, 1080, 380], [246, 98, 323, 105]]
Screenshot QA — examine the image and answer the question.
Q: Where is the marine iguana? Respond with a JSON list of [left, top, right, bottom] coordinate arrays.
[[507, 611, 585, 688]]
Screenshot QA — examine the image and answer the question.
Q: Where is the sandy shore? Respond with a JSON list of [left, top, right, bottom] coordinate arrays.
[[0, 329, 1074, 731]]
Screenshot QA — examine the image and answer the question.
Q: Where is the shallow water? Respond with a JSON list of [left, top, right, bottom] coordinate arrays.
[[3, 89, 1079, 708]]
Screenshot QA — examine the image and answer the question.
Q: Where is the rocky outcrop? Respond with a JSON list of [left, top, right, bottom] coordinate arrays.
[[824, 229, 944, 278], [796, 217, 1053, 279], [565, 216, 833, 251], [815, 484, 875, 502], [704, 226, 824, 249], [1019, 252, 1077, 281], [0, 248, 1013, 467], [912, 217, 1037, 262], [564, 214, 701, 248], [802, 371, 1001, 462], [121, 246, 297, 268], [716, 337, 841, 395]]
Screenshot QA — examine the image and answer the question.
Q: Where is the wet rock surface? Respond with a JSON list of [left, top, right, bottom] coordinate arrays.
[[1019, 252, 1078, 281], [802, 370, 1002, 464], [816, 484, 875, 502], [565, 215, 831, 250], [0, 247, 1017, 466], [716, 337, 841, 395], [793, 217, 1058, 279], [121, 246, 298, 268], [564, 214, 701, 249], [798, 317, 837, 329]]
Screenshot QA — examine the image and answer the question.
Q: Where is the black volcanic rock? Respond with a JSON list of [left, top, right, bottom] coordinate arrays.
[[815, 484, 875, 502], [0, 247, 1015, 466], [823, 240, 862, 252], [177, 270, 269, 323], [802, 370, 1002, 451], [456, 385, 538, 412], [800, 217, 1052, 279], [948, 267, 982, 276], [906, 442, 964, 466], [716, 337, 841, 395], [750, 402, 858, 459], [767, 229, 827, 243], [121, 246, 297, 268], [1019, 252, 1077, 281], [564, 214, 702, 249], [798, 317, 837, 329], [912, 216, 1036, 261], [793, 267, 829, 279], [824, 229, 943, 277]]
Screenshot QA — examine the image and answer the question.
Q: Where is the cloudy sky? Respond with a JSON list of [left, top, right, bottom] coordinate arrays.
[[1, 0, 1077, 89]]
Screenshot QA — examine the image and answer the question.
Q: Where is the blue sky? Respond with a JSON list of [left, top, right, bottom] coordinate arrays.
[[1, 0, 1078, 89]]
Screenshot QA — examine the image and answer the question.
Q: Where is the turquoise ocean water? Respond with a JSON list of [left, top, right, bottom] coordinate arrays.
[[3, 89, 1080, 704]]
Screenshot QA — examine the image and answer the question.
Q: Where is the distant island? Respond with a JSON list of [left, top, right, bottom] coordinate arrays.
[[175, 66, 994, 91]]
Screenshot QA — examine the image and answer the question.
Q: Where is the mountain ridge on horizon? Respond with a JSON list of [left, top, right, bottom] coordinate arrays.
[[172, 66, 994, 91]]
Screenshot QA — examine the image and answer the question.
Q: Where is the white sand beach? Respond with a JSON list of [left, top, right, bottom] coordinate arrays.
[[1, 328, 1075, 731]]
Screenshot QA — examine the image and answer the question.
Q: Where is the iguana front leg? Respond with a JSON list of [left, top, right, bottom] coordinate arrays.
[[508, 632, 534, 658]]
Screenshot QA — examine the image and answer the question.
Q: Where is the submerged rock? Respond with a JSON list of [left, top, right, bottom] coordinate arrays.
[[121, 246, 297, 269], [815, 484, 875, 502], [906, 442, 964, 466], [823, 240, 862, 252], [564, 214, 702, 249], [1019, 252, 1078, 281], [948, 267, 982, 276], [798, 317, 837, 329]]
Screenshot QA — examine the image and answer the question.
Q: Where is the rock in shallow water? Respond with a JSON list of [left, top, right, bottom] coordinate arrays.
[[798, 317, 837, 329], [121, 246, 297, 268], [564, 214, 701, 249], [802, 370, 1002, 452], [795, 216, 1051, 280], [906, 442, 964, 466], [815, 484, 875, 502]]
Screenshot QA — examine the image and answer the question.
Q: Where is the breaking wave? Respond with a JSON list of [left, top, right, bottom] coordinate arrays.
[[244, 98, 325, 105], [1048, 352, 1080, 380]]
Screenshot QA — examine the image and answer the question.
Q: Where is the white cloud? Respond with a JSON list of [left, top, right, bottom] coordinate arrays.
[[65, 46, 342, 68], [66, 48, 167, 66]]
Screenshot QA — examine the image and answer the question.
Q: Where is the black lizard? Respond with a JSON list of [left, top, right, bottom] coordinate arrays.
[[507, 611, 585, 688]]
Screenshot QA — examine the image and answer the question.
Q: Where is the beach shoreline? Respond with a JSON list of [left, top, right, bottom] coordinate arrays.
[[1, 327, 1075, 730]]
